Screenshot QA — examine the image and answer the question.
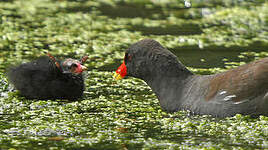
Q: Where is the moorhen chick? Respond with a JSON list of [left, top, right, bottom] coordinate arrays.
[[114, 39, 268, 117], [8, 53, 88, 100]]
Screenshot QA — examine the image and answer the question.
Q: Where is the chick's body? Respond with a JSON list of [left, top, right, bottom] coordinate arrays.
[[8, 56, 86, 100]]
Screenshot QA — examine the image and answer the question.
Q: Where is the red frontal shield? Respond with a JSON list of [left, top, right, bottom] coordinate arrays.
[[114, 61, 127, 80]]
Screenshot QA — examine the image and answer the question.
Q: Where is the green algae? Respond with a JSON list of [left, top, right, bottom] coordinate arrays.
[[0, 0, 268, 149], [1, 71, 267, 149]]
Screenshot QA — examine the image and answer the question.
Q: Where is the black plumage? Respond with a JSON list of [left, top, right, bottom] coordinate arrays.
[[7, 54, 88, 100]]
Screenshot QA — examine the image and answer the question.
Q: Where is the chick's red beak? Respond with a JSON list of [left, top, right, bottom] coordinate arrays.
[[114, 61, 127, 80], [74, 63, 87, 73]]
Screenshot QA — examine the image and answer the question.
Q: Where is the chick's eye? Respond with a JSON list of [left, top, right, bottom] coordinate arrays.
[[71, 63, 78, 68]]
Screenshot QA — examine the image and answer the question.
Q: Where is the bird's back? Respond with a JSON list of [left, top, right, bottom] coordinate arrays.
[[8, 56, 57, 98]]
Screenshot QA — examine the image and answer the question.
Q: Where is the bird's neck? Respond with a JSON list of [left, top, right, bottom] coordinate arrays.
[[143, 64, 195, 112]]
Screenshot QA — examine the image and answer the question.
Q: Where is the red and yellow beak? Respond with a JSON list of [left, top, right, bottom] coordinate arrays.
[[72, 63, 87, 74], [113, 61, 127, 80]]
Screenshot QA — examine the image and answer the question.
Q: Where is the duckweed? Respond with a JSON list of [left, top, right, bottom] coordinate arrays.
[[0, 0, 267, 149]]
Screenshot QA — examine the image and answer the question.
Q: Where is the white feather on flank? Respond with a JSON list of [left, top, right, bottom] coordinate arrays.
[[233, 99, 250, 105], [219, 91, 227, 95], [264, 92, 268, 100], [223, 95, 236, 101]]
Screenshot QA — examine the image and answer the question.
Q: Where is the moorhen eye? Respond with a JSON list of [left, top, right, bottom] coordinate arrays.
[[124, 53, 132, 63]]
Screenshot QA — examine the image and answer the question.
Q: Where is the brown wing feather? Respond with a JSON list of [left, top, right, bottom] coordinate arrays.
[[206, 57, 268, 102]]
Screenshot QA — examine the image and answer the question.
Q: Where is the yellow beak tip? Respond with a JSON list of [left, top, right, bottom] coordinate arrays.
[[81, 65, 87, 71], [113, 72, 123, 80]]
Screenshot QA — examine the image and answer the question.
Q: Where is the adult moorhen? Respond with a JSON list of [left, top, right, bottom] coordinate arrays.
[[8, 53, 88, 100], [114, 39, 268, 117]]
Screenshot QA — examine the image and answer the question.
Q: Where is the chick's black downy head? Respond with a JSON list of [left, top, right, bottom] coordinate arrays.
[[61, 58, 87, 75]]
